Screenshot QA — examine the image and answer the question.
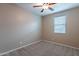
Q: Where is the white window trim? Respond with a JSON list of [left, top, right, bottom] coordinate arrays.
[[54, 16, 66, 33]]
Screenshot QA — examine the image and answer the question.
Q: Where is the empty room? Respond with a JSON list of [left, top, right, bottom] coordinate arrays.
[[0, 3, 79, 56]]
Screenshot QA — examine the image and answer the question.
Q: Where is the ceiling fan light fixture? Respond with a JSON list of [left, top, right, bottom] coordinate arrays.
[[42, 5, 48, 9], [33, 3, 56, 12]]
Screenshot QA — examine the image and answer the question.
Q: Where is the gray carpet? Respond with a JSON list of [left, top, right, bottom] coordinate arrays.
[[3, 41, 79, 56]]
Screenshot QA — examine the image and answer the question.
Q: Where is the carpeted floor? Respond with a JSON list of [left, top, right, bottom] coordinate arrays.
[[2, 41, 79, 56]]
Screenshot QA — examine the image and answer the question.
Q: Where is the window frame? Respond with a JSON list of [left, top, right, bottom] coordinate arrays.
[[53, 15, 66, 34]]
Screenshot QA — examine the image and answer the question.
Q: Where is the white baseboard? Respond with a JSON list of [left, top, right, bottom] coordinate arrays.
[[0, 40, 42, 56], [43, 40, 79, 50]]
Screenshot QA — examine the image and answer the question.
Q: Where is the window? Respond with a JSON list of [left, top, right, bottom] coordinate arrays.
[[54, 16, 66, 33]]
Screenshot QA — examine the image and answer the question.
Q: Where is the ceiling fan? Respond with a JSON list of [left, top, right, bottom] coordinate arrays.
[[33, 3, 56, 12]]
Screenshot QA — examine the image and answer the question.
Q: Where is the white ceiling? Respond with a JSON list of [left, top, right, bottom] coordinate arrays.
[[16, 3, 79, 16]]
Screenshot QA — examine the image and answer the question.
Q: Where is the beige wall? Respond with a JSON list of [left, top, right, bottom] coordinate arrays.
[[42, 7, 79, 48], [0, 4, 42, 54]]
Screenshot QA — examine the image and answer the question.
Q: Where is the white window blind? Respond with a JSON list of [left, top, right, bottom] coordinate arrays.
[[54, 16, 66, 33]]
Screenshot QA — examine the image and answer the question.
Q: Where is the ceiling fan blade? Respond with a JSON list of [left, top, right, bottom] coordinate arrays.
[[48, 7, 54, 11], [33, 5, 42, 7], [41, 9, 44, 12], [49, 3, 56, 5]]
